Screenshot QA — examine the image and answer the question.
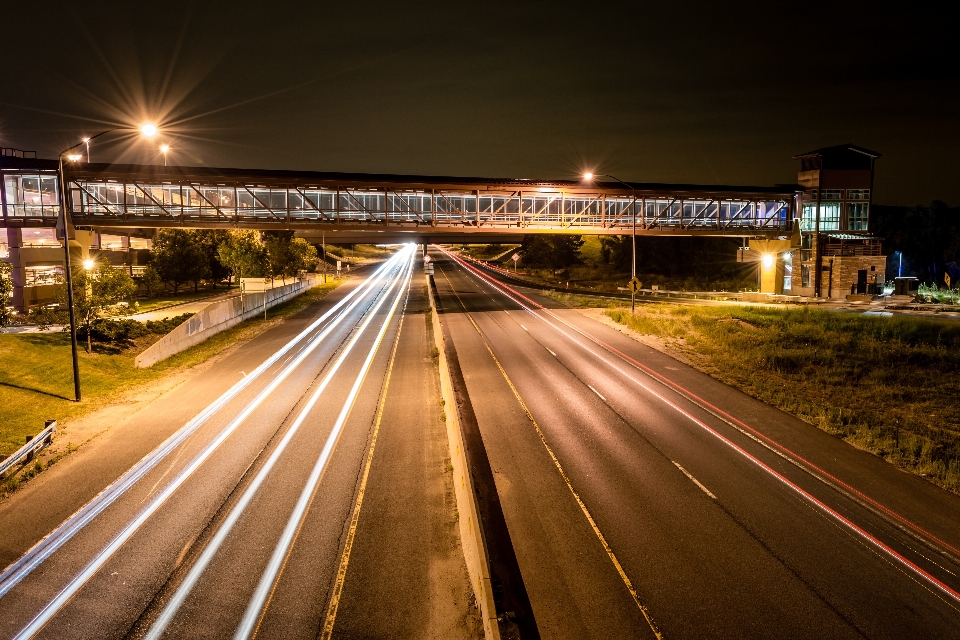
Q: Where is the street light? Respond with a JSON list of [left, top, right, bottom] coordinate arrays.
[[584, 172, 639, 312], [82, 259, 95, 271], [57, 122, 162, 401], [159, 144, 170, 166]]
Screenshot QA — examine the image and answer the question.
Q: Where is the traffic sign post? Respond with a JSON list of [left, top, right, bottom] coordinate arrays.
[[512, 253, 520, 272], [628, 276, 642, 311]]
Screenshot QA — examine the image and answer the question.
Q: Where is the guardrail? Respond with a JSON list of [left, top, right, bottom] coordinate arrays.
[[0, 420, 56, 478]]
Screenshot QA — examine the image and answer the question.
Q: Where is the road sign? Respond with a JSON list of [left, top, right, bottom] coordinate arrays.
[[423, 254, 431, 263], [628, 277, 642, 294], [512, 253, 520, 263]]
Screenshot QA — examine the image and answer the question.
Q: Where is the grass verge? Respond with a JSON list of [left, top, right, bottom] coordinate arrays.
[[594, 302, 960, 493], [544, 291, 960, 492], [0, 280, 342, 466]]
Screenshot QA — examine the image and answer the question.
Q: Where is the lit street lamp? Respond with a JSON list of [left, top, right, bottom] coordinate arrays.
[[584, 172, 639, 312], [160, 144, 170, 166], [57, 122, 161, 401]]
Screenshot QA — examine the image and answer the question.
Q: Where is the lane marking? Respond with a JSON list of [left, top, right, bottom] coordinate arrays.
[[12, 252, 412, 639], [0, 253, 405, 601], [319, 284, 409, 640], [546, 348, 557, 357], [143, 248, 415, 640], [520, 324, 528, 331], [588, 385, 606, 402], [437, 266, 663, 640], [442, 248, 960, 561], [440, 247, 960, 609], [238, 252, 415, 640], [672, 462, 717, 500]]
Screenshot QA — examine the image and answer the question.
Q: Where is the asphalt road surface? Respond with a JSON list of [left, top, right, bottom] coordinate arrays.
[[430, 247, 960, 639], [0, 245, 480, 639]]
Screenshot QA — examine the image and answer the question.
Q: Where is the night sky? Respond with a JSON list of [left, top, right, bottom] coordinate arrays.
[[2, 1, 956, 206]]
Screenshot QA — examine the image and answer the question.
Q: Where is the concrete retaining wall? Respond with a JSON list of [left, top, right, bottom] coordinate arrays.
[[135, 277, 318, 368], [428, 281, 501, 640]]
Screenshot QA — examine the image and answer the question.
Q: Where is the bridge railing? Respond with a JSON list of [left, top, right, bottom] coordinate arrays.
[[63, 179, 792, 231]]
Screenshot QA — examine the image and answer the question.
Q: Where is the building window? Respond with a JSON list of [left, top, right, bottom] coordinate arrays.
[[847, 189, 870, 200], [847, 203, 869, 231], [801, 203, 840, 231], [24, 266, 63, 286], [801, 264, 811, 287], [820, 190, 842, 201], [4, 174, 60, 217], [20, 228, 59, 247]]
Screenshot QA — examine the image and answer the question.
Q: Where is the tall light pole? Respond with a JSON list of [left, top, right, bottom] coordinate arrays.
[[160, 144, 170, 166], [584, 172, 638, 312], [57, 122, 160, 401]]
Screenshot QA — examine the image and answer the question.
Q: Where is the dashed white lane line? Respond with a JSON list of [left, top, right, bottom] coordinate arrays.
[[546, 348, 557, 357], [587, 385, 606, 402], [520, 324, 528, 331], [672, 461, 717, 500]]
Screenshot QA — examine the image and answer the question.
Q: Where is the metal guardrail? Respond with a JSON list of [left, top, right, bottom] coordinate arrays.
[[0, 420, 56, 478]]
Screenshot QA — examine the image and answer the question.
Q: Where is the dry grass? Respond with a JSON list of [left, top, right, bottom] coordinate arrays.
[[598, 303, 960, 493]]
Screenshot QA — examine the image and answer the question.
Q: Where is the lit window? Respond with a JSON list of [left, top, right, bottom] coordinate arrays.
[[801, 264, 811, 287], [847, 189, 870, 200], [801, 203, 840, 231], [820, 190, 842, 201], [847, 203, 869, 231]]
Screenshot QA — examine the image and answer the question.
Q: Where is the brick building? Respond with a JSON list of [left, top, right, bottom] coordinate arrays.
[[790, 144, 887, 298]]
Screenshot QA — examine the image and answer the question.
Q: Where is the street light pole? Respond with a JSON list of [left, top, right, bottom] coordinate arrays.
[[56, 153, 82, 402], [56, 123, 160, 401], [585, 173, 638, 312]]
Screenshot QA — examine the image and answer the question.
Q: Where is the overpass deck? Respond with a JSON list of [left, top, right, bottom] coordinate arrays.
[[1, 158, 798, 239]]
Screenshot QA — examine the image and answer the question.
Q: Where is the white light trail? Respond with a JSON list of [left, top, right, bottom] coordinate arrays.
[[0, 254, 404, 601], [233, 248, 415, 640], [12, 251, 411, 639], [144, 245, 414, 640]]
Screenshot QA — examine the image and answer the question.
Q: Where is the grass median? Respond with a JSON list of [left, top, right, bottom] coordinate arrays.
[[0, 280, 342, 467], [547, 292, 960, 493]]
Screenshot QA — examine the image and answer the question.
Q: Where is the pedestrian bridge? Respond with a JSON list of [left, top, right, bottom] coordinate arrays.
[[1, 157, 798, 242]]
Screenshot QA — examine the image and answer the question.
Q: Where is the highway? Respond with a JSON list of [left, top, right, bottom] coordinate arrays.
[[430, 248, 960, 639], [0, 245, 480, 639]]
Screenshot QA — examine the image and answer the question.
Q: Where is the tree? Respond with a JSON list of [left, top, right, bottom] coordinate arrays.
[[0, 261, 13, 328], [151, 229, 208, 294], [286, 238, 319, 279], [193, 229, 232, 288], [519, 235, 584, 270], [56, 264, 137, 352], [262, 232, 317, 284], [140, 265, 163, 297], [217, 230, 267, 283]]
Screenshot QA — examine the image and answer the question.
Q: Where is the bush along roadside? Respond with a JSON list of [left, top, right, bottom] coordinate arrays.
[[603, 304, 960, 494]]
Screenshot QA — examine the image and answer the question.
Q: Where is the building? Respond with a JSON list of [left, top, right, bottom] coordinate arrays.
[[2, 152, 152, 311], [791, 144, 886, 298]]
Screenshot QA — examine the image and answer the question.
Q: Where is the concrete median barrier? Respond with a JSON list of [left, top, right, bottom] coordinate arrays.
[[427, 281, 501, 640]]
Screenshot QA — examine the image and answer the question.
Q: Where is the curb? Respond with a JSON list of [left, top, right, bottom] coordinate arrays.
[[427, 278, 501, 640]]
